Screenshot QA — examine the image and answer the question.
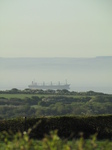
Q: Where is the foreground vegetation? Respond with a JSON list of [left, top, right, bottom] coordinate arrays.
[[1, 130, 112, 150], [0, 115, 112, 149]]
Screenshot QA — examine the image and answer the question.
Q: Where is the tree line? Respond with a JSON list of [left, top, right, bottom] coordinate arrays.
[[0, 91, 112, 119]]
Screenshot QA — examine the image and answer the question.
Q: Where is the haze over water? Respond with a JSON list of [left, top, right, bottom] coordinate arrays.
[[0, 57, 112, 94], [0, 1, 112, 94]]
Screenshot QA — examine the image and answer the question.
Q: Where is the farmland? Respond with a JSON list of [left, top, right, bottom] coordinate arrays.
[[0, 93, 90, 99], [0, 89, 112, 119], [0, 89, 112, 149], [0, 93, 50, 99]]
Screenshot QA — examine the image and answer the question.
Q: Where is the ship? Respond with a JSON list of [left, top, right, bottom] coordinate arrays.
[[28, 81, 70, 90]]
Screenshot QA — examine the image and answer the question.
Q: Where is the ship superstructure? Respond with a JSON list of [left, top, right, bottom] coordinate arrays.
[[28, 81, 70, 90]]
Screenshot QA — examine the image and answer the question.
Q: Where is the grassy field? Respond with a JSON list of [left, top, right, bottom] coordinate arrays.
[[0, 93, 53, 99], [0, 93, 92, 99]]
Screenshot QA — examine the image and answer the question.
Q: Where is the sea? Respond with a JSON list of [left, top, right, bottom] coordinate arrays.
[[0, 57, 112, 94]]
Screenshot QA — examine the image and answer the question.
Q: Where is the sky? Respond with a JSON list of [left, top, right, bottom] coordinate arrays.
[[0, 0, 112, 58]]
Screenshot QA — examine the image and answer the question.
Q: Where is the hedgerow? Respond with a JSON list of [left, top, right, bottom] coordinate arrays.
[[0, 115, 112, 139]]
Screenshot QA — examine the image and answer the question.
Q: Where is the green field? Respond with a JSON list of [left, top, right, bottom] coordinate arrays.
[[0, 93, 52, 99], [0, 93, 91, 99]]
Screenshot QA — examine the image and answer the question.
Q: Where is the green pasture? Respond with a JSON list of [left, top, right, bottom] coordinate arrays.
[[0, 94, 52, 99], [0, 93, 92, 99]]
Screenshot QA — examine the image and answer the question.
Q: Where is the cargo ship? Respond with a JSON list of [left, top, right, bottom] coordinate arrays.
[[28, 81, 70, 90]]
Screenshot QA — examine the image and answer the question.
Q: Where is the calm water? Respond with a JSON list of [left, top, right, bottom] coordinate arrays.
[[0, 57, 112, 94]]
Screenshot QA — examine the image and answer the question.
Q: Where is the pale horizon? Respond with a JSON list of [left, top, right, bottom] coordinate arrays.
[[0, 55, 112, 59]]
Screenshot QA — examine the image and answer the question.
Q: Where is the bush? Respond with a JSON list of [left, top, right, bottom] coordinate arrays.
[[0, 129, 112, 150], [0, 115, 112, 139]]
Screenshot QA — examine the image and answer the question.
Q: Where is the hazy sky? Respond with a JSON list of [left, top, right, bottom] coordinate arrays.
[[0, 0, 112, 57]]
